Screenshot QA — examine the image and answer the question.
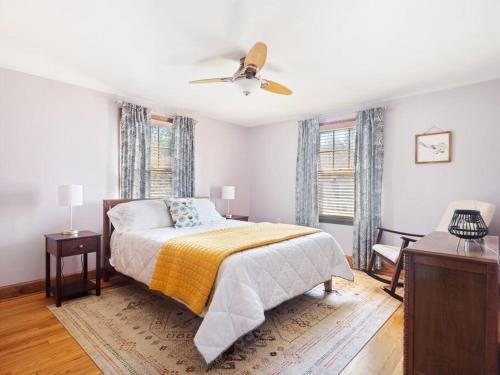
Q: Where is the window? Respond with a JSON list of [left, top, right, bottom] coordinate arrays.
[[319, 119, 356, 225], [150, 114, 173, 198]]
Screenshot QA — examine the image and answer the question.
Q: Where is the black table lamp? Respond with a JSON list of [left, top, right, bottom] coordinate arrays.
[[448, 209, 488, 251]]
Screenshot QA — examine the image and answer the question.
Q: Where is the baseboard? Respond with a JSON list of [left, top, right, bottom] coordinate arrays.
[[0, 270, 97, 300]]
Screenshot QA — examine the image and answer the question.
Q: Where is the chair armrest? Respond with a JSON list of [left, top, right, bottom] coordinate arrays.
[[399, 235, 422, 251], [400, 235, 419, 243], [377, 227, 425, 238]]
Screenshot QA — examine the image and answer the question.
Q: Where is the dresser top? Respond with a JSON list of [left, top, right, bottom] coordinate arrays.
[[405, 231, 499, 264]]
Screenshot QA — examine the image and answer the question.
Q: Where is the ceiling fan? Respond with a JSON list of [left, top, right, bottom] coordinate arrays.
[[189, 42, 292, 96]]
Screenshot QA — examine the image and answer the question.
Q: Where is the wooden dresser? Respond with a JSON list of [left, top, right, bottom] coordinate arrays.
[[403, 231, 498, 375]]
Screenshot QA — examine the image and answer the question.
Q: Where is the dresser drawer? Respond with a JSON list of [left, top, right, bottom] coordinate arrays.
[[61, 236, 99, 256]]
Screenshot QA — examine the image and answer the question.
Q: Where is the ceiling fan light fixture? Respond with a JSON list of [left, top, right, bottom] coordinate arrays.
[[234, 77, 261, 96], [189, 42, 292, 96]]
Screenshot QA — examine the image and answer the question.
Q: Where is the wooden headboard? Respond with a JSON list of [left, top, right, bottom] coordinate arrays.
[[102, 199, 144, 280], [102, 197, 209, 281]]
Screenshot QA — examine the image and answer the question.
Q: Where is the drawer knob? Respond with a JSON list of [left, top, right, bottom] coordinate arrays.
[[78, 244, 84, 249]]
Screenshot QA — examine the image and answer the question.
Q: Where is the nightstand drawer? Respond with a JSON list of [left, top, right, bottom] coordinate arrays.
[[61, 236, 98, 256]]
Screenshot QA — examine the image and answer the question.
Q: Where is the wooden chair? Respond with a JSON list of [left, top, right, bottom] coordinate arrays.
[[366, 200, 496, 301], [366, 228, 424, 301]]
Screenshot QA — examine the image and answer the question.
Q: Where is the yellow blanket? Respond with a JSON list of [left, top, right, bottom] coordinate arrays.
[[149, 223, 321, 315]]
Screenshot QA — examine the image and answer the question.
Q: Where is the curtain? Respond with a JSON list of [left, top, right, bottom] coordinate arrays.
[[172, 115, 195, 198], [352, 107, 384, 269], [295, 117, 320, 227], [120, 102, 151, 199]]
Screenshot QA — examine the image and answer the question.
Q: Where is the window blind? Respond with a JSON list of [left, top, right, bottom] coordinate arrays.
[[319, 121, 356, 224], [150, 120, 173, 198]]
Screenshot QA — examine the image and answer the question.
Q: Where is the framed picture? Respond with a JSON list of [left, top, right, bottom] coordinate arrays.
[[415, 131, 452, 164]]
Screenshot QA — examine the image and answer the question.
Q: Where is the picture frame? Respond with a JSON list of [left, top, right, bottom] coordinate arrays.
[[415, 131, 452, 164]]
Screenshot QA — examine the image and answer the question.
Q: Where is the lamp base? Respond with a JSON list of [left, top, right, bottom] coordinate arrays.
[[457, 238, 484, 254], [62, 229, 79, 236]]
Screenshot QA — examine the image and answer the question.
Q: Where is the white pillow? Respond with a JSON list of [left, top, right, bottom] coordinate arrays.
[[107, 199, 173, 233], [192, 198, 224, 224]]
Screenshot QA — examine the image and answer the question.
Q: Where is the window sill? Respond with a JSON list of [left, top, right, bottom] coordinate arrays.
[[319, 215, 353, 226]]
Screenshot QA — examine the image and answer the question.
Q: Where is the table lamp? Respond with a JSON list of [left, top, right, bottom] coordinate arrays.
[[448, 209, 488, 251], [221, 186, 235, 218], [59, 184, 83, 235]]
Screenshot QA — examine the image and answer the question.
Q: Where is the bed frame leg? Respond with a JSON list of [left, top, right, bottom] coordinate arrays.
[[103, 267, 110, 282], [324, 278, 333, 292]]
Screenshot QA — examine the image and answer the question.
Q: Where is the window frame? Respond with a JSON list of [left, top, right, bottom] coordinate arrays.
[[150, 113, 173, 198], [318, 119, 356, 226]]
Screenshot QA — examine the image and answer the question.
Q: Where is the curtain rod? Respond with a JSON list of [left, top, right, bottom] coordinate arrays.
[[115, 100, 174, 122], [318, 105, 388, 122], [321, 118, 356, 125]]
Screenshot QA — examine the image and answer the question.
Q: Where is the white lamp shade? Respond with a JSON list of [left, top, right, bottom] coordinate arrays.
[[58, 185, 83, 206], [221, 186, 235, 200]]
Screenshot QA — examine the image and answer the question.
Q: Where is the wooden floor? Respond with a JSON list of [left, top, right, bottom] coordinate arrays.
[[0, 278, 403, 375]]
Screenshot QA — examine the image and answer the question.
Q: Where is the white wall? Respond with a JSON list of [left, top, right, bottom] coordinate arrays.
[[2, 67, 499, 286], [382, 79, 500, 237], [248, 79, 500, 254], [195, 117, 250, 215], [0, 68, 249, 286]]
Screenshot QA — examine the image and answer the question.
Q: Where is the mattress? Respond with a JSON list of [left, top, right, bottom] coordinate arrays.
[[110, 219, 354, 363]]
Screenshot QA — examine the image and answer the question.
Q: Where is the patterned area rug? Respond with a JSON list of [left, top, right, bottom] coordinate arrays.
[[49, 271, 399, 375]]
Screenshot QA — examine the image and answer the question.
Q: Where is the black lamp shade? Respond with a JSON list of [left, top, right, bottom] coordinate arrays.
[[448, 209, 488, 239]]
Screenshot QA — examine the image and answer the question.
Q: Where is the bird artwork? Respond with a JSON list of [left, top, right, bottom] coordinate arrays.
[[417, 141, 448, 155], [415, 131, 451, 163]]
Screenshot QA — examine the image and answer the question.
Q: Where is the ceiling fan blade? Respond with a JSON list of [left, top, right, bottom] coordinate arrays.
[[261, 79, 292, 95], [189, 77, 232, 84], [244, 42, 267, 69], [194, 49, 246, 65]]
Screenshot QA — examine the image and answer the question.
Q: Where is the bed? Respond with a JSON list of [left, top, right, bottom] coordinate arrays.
[[102, 199, 354, 363]]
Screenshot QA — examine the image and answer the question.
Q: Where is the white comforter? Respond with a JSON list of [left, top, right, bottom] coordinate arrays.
[[110, 220, 354, 364]]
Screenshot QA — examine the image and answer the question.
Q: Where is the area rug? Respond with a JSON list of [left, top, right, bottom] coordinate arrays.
[[49, 271, 400, 375]]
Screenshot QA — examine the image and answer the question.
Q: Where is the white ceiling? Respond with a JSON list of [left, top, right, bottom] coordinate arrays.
[[1, 0, 500, 126]]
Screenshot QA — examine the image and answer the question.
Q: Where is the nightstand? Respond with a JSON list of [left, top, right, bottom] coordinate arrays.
[[224, 215, 249, 221], [45, 231, 101, 307]]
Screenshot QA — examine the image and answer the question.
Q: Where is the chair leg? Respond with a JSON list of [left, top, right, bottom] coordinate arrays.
[[382, 288, 403, 302], [366, 251, 377, 276], [365, 251, 403, 286], [365, 251, 390, 284], [382, 254, 404, 301], [390, 256, 404, 292]]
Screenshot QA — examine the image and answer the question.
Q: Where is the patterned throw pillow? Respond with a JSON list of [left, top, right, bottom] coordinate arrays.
[[167, 198, 202, 228]]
